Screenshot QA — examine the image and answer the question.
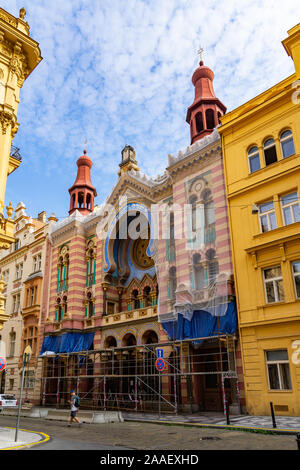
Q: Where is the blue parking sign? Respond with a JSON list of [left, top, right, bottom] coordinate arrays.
[[157, 349, 164, 358]]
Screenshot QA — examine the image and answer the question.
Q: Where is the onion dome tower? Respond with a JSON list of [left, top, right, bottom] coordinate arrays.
[[186, 51, 226, 145], [68, 150, 97, 216]]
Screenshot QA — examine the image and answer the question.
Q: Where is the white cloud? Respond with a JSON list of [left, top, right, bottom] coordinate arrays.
[[0, 0, 297, 217]]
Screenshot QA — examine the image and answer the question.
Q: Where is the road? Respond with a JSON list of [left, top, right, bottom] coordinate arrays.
[[0, 415, 298, 450]]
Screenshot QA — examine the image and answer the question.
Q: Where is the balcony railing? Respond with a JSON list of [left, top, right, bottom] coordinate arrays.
[[10, 145, 22, 162], [103, 305, 157, 326]]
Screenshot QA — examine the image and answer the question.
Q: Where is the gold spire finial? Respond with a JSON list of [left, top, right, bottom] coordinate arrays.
[[19, 7, 26, 20]]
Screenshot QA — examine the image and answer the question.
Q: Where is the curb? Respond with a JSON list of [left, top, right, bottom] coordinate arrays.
[[124, 418, 300, 436], [0, 427, 50, 450]]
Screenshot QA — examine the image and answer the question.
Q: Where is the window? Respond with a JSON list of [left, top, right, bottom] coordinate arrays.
[[9, 332, 16, 357], [14, 239, 20, 251], [281, 192, 300, 225], [259, 201, 277, 232], [206, 249, 219, 284], [15, 263, 23, 280], [189, 195, 198, 232], [280, 130, 295, 158], [195, 112, 203, 133], [266, 350, 292, 390], [206, 109, 215, 130], [12, 293, 20, 313], [193, 254, 205, 290], [24, 370, 35, 389], [143, 286, 152, 307], [263, 266, 284, 303], [292, 261, 300, 298], [107, 302, 115, 315], [86, 249, 95, 287], [29, 287, 36, 306], [2, 269, 9, 284], [169, 267, 177, 301], [248, 146, 260, 173], [23, 327, 37, 356], [33, 254, 42, 273], [132, 290, 140, 309], [263, 138, 277, 166], [202, 190, 214, 227]]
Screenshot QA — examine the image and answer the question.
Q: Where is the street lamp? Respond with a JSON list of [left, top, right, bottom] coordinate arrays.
[[15, 345, 32, 442]]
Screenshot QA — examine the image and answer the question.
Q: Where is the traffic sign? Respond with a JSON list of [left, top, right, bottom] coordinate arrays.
[[0, 356, 6, 371], [155, 358, 166, 372], [156, 348, 164, 358]]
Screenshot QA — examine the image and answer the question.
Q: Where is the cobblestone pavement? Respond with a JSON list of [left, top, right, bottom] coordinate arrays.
[[124, 411, 300, 431], [0, 415, 298, 450]]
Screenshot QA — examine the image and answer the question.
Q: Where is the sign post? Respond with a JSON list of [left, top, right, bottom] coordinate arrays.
[[155, 358, 166, 419], [15, 345, 31, 442]]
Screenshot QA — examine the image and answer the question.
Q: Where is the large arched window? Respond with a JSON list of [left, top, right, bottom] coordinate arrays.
[[206, 109, 215, 130], [264, 138, 277, 166], [248, 146, 260, 173], [280, 130, 295, 158]]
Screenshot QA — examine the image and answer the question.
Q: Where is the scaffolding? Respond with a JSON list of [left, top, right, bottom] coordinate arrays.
[[38, 333, 240, 417]]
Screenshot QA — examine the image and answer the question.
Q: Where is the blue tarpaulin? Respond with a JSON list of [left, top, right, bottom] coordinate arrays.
[[162, 301, 237, 343], [40, 332, 94, 355]]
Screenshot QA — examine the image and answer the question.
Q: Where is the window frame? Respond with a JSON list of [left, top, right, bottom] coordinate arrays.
[[263, 266, 285, 303], [258, 201, 277, 233], [265, 349, 292, 391], [280, 129, 296, 159], [292, 260, 300, 299], [247, 146, 261, 174], [263, 138, 278, 166], [281, 192, 300, 226]]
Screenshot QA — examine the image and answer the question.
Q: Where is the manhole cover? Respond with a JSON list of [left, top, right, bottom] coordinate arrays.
[[200, 436, 221, 441]]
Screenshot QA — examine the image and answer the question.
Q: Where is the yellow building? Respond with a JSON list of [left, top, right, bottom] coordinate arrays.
[[219, 23, 300, 416], [0, 7, 42, 329]]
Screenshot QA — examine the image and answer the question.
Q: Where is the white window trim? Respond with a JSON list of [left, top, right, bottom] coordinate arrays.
[[280, 131, 295, 158], [263, 266, 284, 303], [292, 261, 300, 299], [247, 147, 260, 174], [265, 350, 291, 391], [259, 202, 276, 233], [281, 192, 299, 225]]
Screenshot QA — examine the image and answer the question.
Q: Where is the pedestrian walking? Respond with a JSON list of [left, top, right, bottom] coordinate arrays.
[[68, 390, 81, 427]]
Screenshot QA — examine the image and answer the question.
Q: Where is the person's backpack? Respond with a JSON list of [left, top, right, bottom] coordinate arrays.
[[74, 395, 80, 408]]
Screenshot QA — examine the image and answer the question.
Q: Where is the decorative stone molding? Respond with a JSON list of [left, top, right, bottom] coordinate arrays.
[[0, 111, 15, 135]]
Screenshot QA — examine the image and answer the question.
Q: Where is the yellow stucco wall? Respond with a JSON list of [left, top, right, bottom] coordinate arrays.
[[219, 23, 300, 416]]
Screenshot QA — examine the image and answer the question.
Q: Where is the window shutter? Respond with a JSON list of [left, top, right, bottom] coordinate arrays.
[[57, 268, 60, 292]]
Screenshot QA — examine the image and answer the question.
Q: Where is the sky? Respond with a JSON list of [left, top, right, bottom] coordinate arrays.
[[2, 0, 297, 221]]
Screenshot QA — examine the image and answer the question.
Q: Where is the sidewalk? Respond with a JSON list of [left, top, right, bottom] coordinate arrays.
[[0, 426, 49, 450], [123, 411, 300, 434]]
